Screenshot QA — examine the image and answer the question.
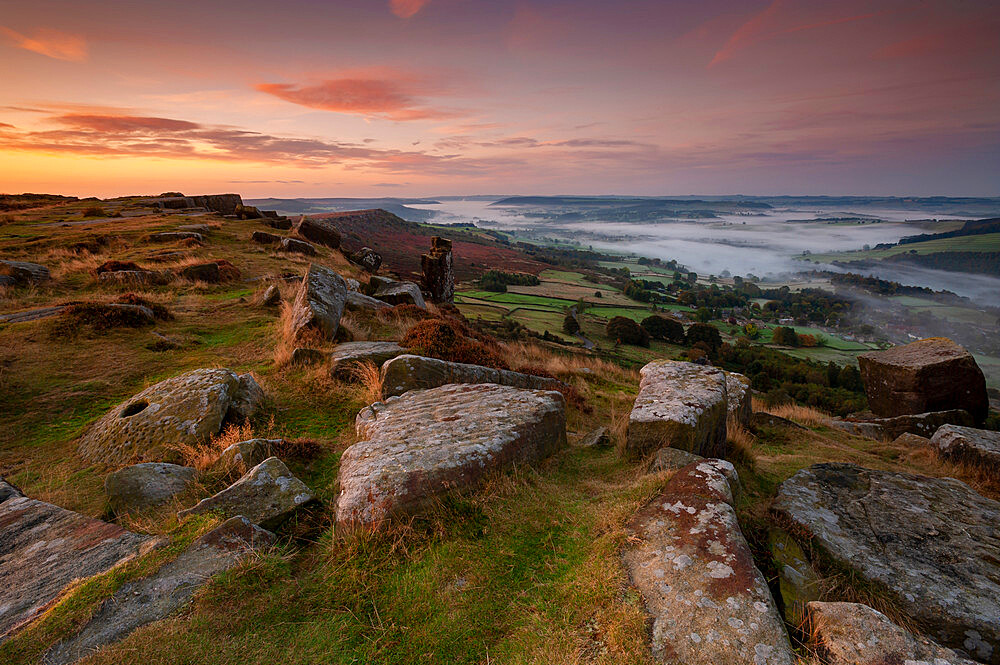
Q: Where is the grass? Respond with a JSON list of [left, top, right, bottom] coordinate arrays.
[[802, 231, 1000, 263]]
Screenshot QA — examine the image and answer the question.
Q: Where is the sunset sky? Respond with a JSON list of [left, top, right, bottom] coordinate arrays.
[[1, 0, 998, 198]]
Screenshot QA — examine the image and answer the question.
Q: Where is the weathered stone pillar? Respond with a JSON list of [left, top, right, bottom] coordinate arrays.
[[421, 236, 454, 302]]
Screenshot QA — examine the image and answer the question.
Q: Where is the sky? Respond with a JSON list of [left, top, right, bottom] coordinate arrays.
[[1, 0, 998, 198]]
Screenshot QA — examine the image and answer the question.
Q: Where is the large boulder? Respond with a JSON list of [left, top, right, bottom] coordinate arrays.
[[351, 247, 382, 273], [177, 261, 220, 282], [830, 409, 974, 440], [191, 193, 242, 216], [380, 354, 565, 397], [371, 278, 426, 308], [931, 424, 1000, 470], [77, 368, 262, 465], [178, 457, 314, 529], [626, 360, 728, 458], [330, 341, 406, 378], [421, 236, 454, 303], [41, 516, 274, 665], [808, 601, 979, 665], [251, 230, 281, 245], [104, 462, 196, 513], [279, 237, 316, 255], [0, 491, 153, 641], [724, 370, 752, 427], [858, 338, 989, 424], [345, 290, 391, 312], [623, 460, 794, 664], [288, 264, 347, 342], [772, 463, 1000, 662], [292, 215, 341, 249], [146, 231, 203, 243], [0, 260, 50, 285], [213, 438, 283, 474], [336, 383, 566, 528]]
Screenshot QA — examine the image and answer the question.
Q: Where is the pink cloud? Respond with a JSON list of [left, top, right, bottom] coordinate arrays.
[[256, 71, 463, 121], [390, 0, 430, 19], [0, 26, 87, 62], [709, 1, 880, 67]]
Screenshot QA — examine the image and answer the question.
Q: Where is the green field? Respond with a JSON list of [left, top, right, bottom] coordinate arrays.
[[803, 232, 1000, 264]]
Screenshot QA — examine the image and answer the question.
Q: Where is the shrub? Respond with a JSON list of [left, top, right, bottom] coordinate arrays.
[[641, 315, 685, 343], [562, 313, 580, 335], [116, 293, 172, 320], [95, 260, 142, 274], [401, 318, 508, 369], [606, 316, 649, 347], [82, 205, 107, 218], [685, 322, 721, 351], [60, 302, 153, 330]]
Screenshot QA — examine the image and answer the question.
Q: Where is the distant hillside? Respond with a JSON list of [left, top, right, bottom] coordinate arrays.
[[315, 208, 547, 281], [899, 217, 1000, 245], [246, 197, 439, 222]]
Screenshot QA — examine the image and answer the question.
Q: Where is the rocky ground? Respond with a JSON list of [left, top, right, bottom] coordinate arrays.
[[1, 193, 999, 665]]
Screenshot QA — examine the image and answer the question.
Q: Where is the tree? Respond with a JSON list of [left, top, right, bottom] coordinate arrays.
[[641, 315, 685, 343], [594, 290, 602, 298], [685, 322, 721, 351], [772, 326, 800, 347], [687, 271, 698, 282], [695, 307, 713, 322], [607, 316, 649, 347], [562, 313, 580, 335]]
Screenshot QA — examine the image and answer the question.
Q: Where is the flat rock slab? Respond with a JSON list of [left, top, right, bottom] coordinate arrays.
[[577, 426, 610, 448], [345, 290, 391, 312], [808, 601, 979, 665], [0, 260, 50, 284], [858, 337, 989, 423], [0, 306, 67, 324], [831, 409, 973, 440], [627, 360, 728, 458], [724, 371, 752, 427], [146, 231, 204, 243], [78, 368, 262, 466], [372, 280, 426, 309], [932, 424, 1000, 470], [289, 263, 347, 342], [0, 492, 153, 641], [773, 463, 1000, 662], [623, 460, 793, 665], [41, 516, 275, 665], [645, 446, 704, 474], [105, 463, 196, 513], [336, 383, 566, 528], [179, 457, 314, 529], [381, 354, 565, 397], [330, 341, 406, 378]]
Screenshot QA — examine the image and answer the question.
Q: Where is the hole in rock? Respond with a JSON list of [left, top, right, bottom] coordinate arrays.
[[120, 400, 149, 417]]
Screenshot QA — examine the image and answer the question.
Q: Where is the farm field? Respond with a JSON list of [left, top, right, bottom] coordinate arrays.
[[802, 231, 1000, 263]]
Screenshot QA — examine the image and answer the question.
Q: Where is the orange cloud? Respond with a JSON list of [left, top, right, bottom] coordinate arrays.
[[0, 26, 87, 62], [390, 0, 430, 19], [256, 72, 462, 121], [709, 2, 879, 67]]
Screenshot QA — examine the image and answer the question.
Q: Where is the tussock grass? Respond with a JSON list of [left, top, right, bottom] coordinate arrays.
[[753, 397, 831, 427], [726, 415, 756, 469], [349, 361, 383, 405]]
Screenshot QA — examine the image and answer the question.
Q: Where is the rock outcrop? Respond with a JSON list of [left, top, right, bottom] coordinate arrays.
[[623, 460, 794, 664], [858, 338, 989, 424], [104, 463, 196, 513], [931, 424, 1000, 470], [192, 193, 242, 216], [280, 237, 316, 255], [213, 438, 283, 474], [345, 290, 391, 312], [41, 516, 275, 665], [381, 354, 565, 397], [78, 368, 262, 465], [370, 278, 426, 308], [0, 260, 50, 285], [0, 490, 153, 641], [724, 370, 752, 427], [336, 384, 566, 528], [178, 457, 314, 529], [288, 264, 347, 342], [772, 463, 1000, 662], [421, 236, 454, 303], [292, 215, 341, 249], [351, 247, 382, 273], [626, 360, 729, 458], [808, 601, 979, 665], [330, 341, 406, 378], [830, 409, 974, 440]]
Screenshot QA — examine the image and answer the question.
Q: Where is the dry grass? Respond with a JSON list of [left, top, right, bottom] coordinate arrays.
[[273, 299, 299, 367], [727, 415, 757, 468], [173, 421, 257, 473], [502, 340, 637, 383], [348, 361, 383, 405], [339, 310, 372, 341], [753, 397, 831, 427]]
